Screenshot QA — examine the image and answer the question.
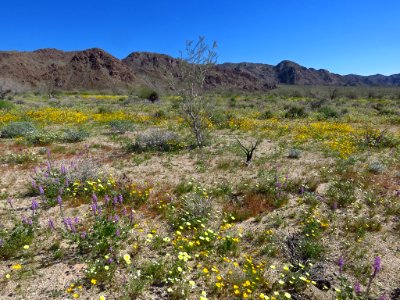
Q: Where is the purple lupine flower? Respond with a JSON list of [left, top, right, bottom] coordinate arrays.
[[118, 194, 123, 204], [373, 256, 381, 276], [39, 185, 45, 195], [27, 218, 33, 226], [104, 195, 110, 205], [113, 196, 118, 206], [115, 228, 120, 237], [81, 231, 87, 239], [46, 161, 51, 172], [114, 214, 119, 223], [70, 225, 76, 233], [107, 257, 113, 264], [63, 218, 72, 230], [61, 164, 66, 174], [299, 186, 305, 195], [7, 198, 13, 209], [97, 207, 102, 215], [123, 207, 127, 216], [31, 200, 39, 212], [34, 166, 38, 174], [91, 203, 98, 214], [48, 218, 55, 230], [57, 195, 63, 206], [338, 256, 344, 274], [92, 194, 98, 203], [31, 180, 37, 189], [354, 282, 361, 294], [65, 179, 69, 187], [74, 217, 79, 224]]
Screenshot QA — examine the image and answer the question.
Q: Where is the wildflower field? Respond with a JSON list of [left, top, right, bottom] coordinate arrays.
[[0, 87, 399, 300]]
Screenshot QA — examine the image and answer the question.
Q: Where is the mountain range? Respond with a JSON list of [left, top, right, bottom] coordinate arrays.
[[0, 48, 399, 92]]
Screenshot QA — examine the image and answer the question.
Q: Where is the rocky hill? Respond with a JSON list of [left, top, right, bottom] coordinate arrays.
[[0, 48, 399, 92]]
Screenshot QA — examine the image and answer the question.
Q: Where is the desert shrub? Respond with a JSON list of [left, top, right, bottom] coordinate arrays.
[[344, 216, 382, 239], [153, 109, 166, 119], [288, 148, 301, 159], [166, 184, 213, 229], [0, 222, 34, 259], [258, 109, 274, 120], [0, 100, 14, 110], [367, 161, 385, 174], [137, 86, 159, 102], [318, 106, 339, 119], [31, 157, 100, 204], [1, 150, 39, 164], [326, 180, 356, 208], [62, 128, 89, 143], [127, 129, 183, 153], [25, 131, 59, 146], [1, 121, 37, 138], [284, 105, 308, 118], [109, 120, 135, 134]]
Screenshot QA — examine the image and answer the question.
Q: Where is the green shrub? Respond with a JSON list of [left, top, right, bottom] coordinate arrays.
[[288, 148, 301, 159], [26, 131, 59, 146], [318, 106, 339, 119], [1, 122, 37, 138], [258, 109, 274, 120], [127, 129, 183, 153], [284, 106, 308, 118], [109, 120, 135, 134], [326, 180, 357, 208], [0, 223, 34, 259], [137, 86, 159, 102], [62, 128, 89, 143], [0, 100, 14, 110], [368, 161, 385, 174]]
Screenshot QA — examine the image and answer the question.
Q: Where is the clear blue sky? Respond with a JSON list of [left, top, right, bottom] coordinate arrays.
[[1, 0, 399, 75]]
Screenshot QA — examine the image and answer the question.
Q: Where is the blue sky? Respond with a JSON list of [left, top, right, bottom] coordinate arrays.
[[1, 0, 399, 75]]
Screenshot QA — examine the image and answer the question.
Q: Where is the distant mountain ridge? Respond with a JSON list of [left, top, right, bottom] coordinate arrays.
[[0, 48, 399, 92]]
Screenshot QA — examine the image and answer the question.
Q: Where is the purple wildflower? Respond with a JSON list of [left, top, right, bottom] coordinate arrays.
[[57, 195, 62, 206], [39, 185, 45, 195], [81, 231, 87, 239], [7, 198, 13, 209], [31, 180, 37, 189], [104, 195, 110, 205], [116, 228, 120, 237], [48, 218, 55, 230], [118, 194, 123, 204], [338, 256, 344, 274], [299, 186, 305, 195], [27, 218, 33, 226], [92, 194, 98, 203], [61, 164, 66, 174], [373, 256, 381, 276], [123, 207, 127, 216], [378, 295, 386, 300], [354, 282, 361, 294], [31, 200, 39, 213], [74, 217, 79, 224], [113, 196, 118, 206], [114, 214, 119, 223]]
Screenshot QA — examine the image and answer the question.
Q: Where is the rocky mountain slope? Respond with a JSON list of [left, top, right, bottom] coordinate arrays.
[[0, 48, 399, 92]]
